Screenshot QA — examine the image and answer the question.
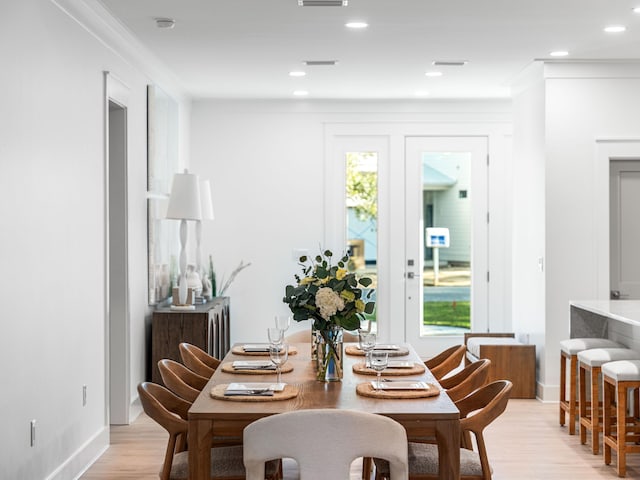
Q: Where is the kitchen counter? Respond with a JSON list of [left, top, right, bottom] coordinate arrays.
[[570, 300, 640, 350]]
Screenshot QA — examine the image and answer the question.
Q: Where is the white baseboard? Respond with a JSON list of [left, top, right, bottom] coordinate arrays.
[[45, 426, 109, 480], [129, 396, 143, 423], [536, 381, 559, 403]]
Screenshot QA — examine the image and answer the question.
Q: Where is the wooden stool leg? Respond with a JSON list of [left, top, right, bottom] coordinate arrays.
[[604, 377, 613, 466], [560, 352, 567, 427], [591, 366, 601, 455], [569, 355, 578, 435], [617, 383, 628, 477], [580, 363, 588, 445]]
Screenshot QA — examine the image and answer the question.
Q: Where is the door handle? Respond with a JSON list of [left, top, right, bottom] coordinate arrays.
[[611, 290, 629, 300]]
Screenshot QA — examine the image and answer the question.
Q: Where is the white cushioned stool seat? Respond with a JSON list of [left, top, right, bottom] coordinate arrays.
[[602, 360, 640, 382], [577, 348, 640, 367], [560, 338, 621, 356]]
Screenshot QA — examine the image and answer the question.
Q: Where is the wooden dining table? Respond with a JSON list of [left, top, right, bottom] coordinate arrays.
[[188, 342, 460, 479]]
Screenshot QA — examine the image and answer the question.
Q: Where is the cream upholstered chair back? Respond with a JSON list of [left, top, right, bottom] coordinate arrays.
[[243, 408, 409, 480]]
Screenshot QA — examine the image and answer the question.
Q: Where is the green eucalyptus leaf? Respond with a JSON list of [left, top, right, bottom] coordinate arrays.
[[364, 302, 375, 314], [359, 277, 372, 287]]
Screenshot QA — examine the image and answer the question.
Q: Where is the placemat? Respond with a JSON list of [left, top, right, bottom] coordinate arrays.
[[345, 345, 410, 357], [355, 382, 440, 399], [210, 383, 300, 402], [231, 345, 299, 356], [220, 362, 294, 375], [352, 362, 426, 376]]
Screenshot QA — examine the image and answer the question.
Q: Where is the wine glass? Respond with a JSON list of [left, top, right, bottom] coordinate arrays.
[[275, 315, 291, 333], [370, 350, 389, 391], [267, 327, 284, 346], [360, 332, 376, 368], [269, 342, 289, 388]]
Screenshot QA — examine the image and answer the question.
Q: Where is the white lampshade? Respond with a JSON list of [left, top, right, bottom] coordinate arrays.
[[166, 169, 202, 220], [200, 179, 215, 221]]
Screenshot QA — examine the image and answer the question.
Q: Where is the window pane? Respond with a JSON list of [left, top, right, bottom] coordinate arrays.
[[422, 152, 471, 334], [346, 152, 378, 332]]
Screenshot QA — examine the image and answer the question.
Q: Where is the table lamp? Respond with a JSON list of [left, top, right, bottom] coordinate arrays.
[[166, 169, 201, 308]]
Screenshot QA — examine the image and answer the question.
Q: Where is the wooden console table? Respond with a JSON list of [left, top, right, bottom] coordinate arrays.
[[151, 297, 230, 384]]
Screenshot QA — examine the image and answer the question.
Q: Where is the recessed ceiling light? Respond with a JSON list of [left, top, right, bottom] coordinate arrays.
[[604, 25, 626, 33], [304, 60, 338, 66], [550, 51, 569, 57], [289, 71, 307, 77], [432, 60, 467, 67], [293, 90, 309, 96], [298, 0, 347, 6], [346, 22, 368, 29], [155, 18, 175, 29], [633, 7, 640, 14], [425, 71, 443, 77], [414, 91, 429, 97]]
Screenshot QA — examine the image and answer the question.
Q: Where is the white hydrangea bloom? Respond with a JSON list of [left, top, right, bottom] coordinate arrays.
[[315, 287, 345, 320]]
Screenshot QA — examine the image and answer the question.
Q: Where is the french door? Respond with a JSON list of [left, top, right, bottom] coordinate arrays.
[[404, 137, 488, 356]]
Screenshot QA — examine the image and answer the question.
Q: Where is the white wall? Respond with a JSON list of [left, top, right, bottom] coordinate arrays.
[[544, 62, 640, 399], [0, 1, 189, 478], [512, 61, 640, 400], [511, 63, 547, 392], [189, 100, 513, 351]]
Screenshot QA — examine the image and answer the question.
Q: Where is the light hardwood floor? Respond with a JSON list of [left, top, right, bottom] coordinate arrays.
[[81, 399, 640, 479]]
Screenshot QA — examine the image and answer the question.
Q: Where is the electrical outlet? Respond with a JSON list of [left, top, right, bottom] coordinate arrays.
[[83, 385, 87, 406], [30, 420, 36, 447]]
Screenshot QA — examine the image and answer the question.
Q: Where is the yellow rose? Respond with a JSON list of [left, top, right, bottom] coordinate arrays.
[[336, 268, 347, 280], [299, 277, 315, 285], [355, 299, 365, 312]]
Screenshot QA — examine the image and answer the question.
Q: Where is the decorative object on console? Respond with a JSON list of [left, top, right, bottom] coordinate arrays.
[[166, 169, 201, 309], [283, 249, 375, 381]]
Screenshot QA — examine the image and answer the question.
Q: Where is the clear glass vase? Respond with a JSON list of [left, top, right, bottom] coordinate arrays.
[[315, 325, 344, 382]]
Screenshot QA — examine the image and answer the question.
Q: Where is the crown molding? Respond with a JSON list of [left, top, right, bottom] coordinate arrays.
[[50, 0, 188, 100]]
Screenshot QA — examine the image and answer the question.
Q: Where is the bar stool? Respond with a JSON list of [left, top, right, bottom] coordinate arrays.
[[578, 348, 640, 454], [560, 338, 622, 434], [603, 360, 640, 477]]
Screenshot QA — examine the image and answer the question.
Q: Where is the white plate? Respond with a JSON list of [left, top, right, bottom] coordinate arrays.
[[386, 360, 414, 368], [373, 344, 400, 350], [226, 382, 285, 392], [370, 381, 430, 390]]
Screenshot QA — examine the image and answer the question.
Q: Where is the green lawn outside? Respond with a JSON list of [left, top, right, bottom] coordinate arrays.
[[423, 301, 470, 328]]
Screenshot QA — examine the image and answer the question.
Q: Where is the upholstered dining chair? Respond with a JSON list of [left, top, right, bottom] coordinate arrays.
[[424, 344, 467, 380], [179, 342, 221, 378], [243, 409, 409, 480], [137, 382, 278, 480], [374, 380, 513, 480], [158, 359, 208, 403]]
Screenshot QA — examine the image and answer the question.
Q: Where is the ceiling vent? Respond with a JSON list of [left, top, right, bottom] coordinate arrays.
[[298, 1, 348, 6], [304, 60, 339, 66], [432, 60, 468, 66]]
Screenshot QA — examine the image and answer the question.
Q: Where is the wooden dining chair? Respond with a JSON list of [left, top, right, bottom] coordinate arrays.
[[374, 380, 513, 480], [158, 359, 208, 403], [243, 409, 408, 480], [179, 342, 221, 378], [441, 358, 491, 403], [138, 382, 280, 480], [424, 344, 467, 380]]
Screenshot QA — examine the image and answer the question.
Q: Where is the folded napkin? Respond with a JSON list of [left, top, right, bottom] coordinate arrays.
[[232, 360, 276, 370], [242, 344, 283, 352]]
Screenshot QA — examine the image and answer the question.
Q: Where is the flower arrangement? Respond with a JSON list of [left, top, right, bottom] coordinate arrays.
[[283, 250, 375, 332]]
